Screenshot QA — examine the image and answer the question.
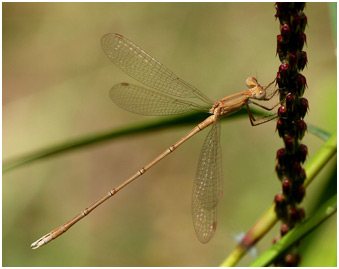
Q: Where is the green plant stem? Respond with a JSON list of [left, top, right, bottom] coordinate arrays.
[[249, 194, 337, 267], [220, 132, 337, 267]]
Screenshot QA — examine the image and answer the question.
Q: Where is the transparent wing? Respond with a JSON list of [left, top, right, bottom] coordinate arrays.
[[110, 83, 209, 116], [101, 33, 213, 104], [192, 120, 223, 243]]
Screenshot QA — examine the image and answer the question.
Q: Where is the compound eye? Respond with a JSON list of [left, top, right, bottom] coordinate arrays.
[[257, 89, 265, 99], [246, 77, 258, 88]]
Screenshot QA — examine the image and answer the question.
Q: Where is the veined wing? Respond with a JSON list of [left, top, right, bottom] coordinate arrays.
[[101, 33, 213, 104], [110, 83, 209, 116], [192, 120, 223, 243]]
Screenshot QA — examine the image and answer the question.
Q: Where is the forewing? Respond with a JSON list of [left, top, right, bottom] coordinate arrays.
[[192, 120, 223, 243], [101, 33, 213, 104]]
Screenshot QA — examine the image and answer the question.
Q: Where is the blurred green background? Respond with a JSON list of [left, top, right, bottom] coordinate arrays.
[[3, 3, 336, 266]]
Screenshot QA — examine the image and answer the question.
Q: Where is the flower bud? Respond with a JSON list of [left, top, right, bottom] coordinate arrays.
[[289, 206, 298, 224], [281, 24, 291, 41], [296, 144, 308, 163], [279, 63, 289, 81], [288, 52, 298, 70], [299, 12, 307, 31], [286, 93, 295, 112], [292, 162, 302, 178], [298, 98, 309, 118], [280, 223, 290, 236], [275, 193, 288, 220], [276, 148, 287, 164], [276, 193, 286, 203], [291, 13, 301, 32], [295, 119, 307, 140], [295, 186, 305, 203], [284, 135, 294, 152], [285, 254, 296, 267], [297, 32, 307, 50], [297, 207, 305, 221], [298, 51, 308, 70], [276, 34, 283, 55], [282, 179, 291, 196], [278, 105, 287, 118], [276, 118, 285, 138], [275, 162, 284, 180], [276, 71, 284, 89], [296, 167, 306, 186], [296, 74, 307, 95]]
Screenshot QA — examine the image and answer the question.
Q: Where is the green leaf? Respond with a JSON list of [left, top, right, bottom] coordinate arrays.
[[3, 108, 251, 173]]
